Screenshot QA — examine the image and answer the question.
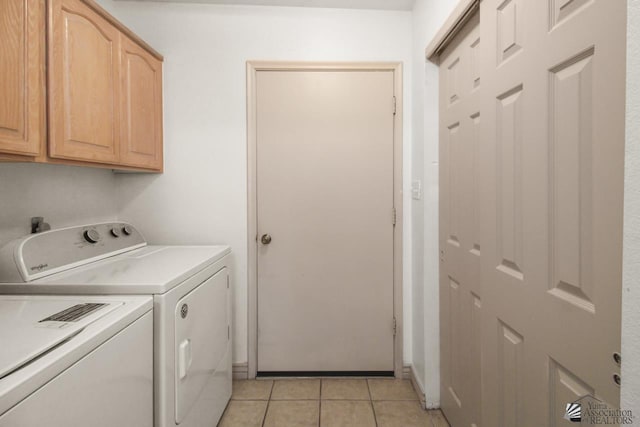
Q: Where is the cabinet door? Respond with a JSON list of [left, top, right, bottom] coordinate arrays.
[[48, 0, 120, 164], [0, 0, 45, 156], [120, 36, 163, 170]]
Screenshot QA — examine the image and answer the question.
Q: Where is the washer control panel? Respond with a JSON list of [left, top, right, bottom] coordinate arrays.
[[1, 223, 146, 282]]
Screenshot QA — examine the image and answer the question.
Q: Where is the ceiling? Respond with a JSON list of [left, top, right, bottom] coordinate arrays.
[[113, 0, 416, 11]]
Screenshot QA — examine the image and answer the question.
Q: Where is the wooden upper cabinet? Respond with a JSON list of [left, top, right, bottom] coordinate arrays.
[[0, 0, 45, 156], [0, 0, 163, 170], [48, 0, 121, 164], [120, 36, 163, 170]]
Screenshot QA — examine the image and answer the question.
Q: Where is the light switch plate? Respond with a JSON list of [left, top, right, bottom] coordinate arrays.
[[411, 180, 422, 200]]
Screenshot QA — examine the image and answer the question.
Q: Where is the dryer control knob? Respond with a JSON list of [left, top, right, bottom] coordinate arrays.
[[83, 229, 100, 244], [110, 228, 121, 238], [122, 226, 133, 236]]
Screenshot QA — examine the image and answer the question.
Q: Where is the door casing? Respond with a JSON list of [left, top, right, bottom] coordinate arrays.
[[246, 61, 404, 379]]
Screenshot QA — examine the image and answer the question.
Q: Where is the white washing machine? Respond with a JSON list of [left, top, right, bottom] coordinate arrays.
[[0, 223, 232, 427], [0, 294, 153, 427]]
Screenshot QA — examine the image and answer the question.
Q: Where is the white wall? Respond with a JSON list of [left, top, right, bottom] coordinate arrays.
[[107, 1, 414, 367], [0, 164, 118, 246], [411, 0, 458, 408], [96, 0, 119, 14], [621, 0, 640, 415], [410, 0, 427, 398]]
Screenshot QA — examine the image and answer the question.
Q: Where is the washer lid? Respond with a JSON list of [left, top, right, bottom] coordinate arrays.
[[0, 299, 119, 379]]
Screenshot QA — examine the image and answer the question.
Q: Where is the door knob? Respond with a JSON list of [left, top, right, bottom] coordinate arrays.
[[261, 234, 272, 245]]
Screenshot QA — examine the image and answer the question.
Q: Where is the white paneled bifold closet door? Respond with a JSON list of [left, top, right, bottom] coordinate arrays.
[[437, 0, 626, 426], [438, 10, 482, 427]]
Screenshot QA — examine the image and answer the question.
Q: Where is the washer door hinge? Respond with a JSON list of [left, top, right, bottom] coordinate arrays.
[[393, 317, 397, 337], [392, 96, 397, 115]]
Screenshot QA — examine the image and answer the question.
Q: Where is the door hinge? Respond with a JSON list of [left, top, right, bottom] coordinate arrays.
[[227, 275, 230, 289], [393, 317, 397, 337], [392, 96, 397, 115], [228, 325, 230, 340], [392, 207, 397, 226]]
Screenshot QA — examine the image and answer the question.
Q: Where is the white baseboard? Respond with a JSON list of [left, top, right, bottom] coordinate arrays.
[[403, 364, 427, 409], [232, 362, 249, 380], [402, 364, 412, 379], [425, 400, 441, 410]]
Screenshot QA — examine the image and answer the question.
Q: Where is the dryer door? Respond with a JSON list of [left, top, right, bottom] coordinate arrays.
[[174, 267, 228, 424]]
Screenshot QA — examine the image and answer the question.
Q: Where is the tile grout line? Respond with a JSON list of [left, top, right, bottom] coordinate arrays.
[[430, 409, 441, 427], [321, 399, 374, 401], [367, 379, 379, 427], [261, 380, 275, 427], [318, 380, 322, 427]]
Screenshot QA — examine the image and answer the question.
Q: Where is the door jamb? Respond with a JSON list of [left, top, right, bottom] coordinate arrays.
[[246, 61, 404, 378]]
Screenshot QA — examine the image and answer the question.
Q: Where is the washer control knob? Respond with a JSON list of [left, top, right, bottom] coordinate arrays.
[[110, 228, 121, 238], [83, 229, 100, 244], [122, 226, 133, 236]]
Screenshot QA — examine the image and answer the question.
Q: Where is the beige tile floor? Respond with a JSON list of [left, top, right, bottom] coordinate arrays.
[[219, 379, 450, 427]]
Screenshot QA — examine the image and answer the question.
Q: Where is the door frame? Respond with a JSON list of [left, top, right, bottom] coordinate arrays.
[[246, 61, 404, 378]]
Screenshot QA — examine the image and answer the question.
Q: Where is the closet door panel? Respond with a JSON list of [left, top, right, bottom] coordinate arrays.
[[439, 11, 482, 427]]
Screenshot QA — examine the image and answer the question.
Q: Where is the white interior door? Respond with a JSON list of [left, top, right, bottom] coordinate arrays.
[[256, 69, 396, 373]]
